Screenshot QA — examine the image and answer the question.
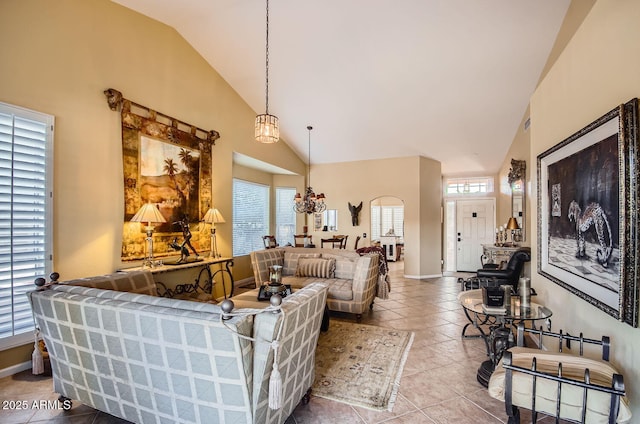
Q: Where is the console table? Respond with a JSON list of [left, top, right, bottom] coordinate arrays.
[[458, 289, 552, 387], [120, 257, 234, 299], [482, 244, 520, 267]]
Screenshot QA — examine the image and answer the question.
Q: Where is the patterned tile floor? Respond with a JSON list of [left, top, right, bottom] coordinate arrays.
[[0, 262, 564, 423]]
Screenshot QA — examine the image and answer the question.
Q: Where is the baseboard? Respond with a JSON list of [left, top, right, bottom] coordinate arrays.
[[0, 360, 31, 379], [403, 273, 442, 279]]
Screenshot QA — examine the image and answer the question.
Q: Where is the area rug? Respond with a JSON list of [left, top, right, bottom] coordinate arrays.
[[312, 321, 414, 412]]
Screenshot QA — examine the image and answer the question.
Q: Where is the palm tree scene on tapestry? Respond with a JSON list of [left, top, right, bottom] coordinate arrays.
[[139, 136, 201, 231], [546, 133, 619, 293]]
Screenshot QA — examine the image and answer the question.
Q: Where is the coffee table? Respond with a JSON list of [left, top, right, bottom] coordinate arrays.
[[458, 289, 552, 387], [232, 286, 330, 331]]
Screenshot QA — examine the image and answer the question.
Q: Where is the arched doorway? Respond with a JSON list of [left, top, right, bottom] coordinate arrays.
[[370, 196, 404, 264]]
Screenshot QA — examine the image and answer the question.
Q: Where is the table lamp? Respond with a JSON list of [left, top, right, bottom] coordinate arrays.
[[131, 202, 166, 267], [203, 207, 225, 258], [506, 217, 520, 245]]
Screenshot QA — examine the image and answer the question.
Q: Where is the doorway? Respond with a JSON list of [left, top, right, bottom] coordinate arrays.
[[444, 198, 495, 272], [370, 196, 404, 267]]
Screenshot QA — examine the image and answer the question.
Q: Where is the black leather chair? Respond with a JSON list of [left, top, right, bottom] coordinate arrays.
[[465, 247, 531, 290]]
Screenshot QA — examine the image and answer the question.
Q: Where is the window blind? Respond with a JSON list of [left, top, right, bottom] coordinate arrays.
[[0, 103, 53, 349], [232, 179, 269, 256], [275, 187, 295, 247], [371, 205, 404, 241]]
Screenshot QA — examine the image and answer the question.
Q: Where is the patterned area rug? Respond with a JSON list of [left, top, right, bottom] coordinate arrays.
[[313, 321, 414, 411]]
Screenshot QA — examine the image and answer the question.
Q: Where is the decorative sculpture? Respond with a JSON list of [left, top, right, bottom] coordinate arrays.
[[103, 88, 123, 111], [169, 214, 199, 263], [348, 201, 363, 226], [507, 159, 526, 185]]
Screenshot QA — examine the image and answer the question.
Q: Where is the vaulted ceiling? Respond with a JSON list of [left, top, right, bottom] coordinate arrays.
[[112, 0, 571, 175]]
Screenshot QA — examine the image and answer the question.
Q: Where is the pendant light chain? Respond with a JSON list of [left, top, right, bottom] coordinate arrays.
[[265, 0, 270, 115], [254, 0, 279, 143], [293, 126, 326, 214], [307, 125, 312, 187]]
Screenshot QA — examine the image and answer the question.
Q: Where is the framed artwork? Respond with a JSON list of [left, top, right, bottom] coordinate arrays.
[[314, 213, 323, 231], [537, 98, 639, 326]]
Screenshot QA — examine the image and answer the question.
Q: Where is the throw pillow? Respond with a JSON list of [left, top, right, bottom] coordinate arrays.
[[321, 253, 358, 279], [295, 257, 336, 278], [283, 252, 321, 275]]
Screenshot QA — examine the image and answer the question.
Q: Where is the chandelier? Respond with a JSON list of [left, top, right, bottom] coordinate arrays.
[[294, 126, 326, 214], [255, 0, 279, 143]]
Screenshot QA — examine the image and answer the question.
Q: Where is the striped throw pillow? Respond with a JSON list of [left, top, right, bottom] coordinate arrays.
[[295, 257, 336, 278]]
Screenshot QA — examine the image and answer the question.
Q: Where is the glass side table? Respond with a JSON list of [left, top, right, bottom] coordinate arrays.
[[458, 289, 553, 387]]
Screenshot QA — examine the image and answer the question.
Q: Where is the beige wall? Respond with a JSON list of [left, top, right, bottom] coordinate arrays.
[[530, 0, 640, 417], [309, 156, 442, 278], [496, 108, 531, 243], [0, 0, 305, 367]]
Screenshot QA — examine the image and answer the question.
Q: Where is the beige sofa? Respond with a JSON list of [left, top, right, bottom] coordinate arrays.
[[29, 270, 329, 424], [250, 247, 380, 320]]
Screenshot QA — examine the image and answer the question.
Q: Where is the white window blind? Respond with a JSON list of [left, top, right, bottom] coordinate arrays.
[[0, 103, 53, 349], [232, 179, 269, 256], [275, 187, 295, 247], [371, 205, 404, 241]]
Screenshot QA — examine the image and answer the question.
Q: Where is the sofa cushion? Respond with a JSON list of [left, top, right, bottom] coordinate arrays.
[[282, 276, 353, 301], [283, 252, 321, 275], [52, 284, 223, 314], [321, 253, 357, 280], [295, 257, 336, 278], [489, 346, 632, 424], [62, 270, 156, 295], [251, 249, 285, 285]]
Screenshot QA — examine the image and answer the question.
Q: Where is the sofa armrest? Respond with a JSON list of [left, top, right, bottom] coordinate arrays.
[[250, 249, 285, 286], [251, 282, 329, 422], [350, 254, 379, 304]]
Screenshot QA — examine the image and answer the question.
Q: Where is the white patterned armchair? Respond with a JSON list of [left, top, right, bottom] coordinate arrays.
[[29, 271, 329, 424]]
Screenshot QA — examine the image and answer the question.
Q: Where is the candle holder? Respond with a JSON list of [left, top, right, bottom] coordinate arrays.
[[265, 265, 287, 296]]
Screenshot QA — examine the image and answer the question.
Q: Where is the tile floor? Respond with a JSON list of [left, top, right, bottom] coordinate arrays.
[[0, 262, 561, 423]]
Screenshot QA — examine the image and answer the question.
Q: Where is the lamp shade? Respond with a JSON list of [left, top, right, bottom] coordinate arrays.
[[506, 217, 520, 230], [255, 114, 280, 144], [131, 203, 166, 225], [203, 208, 226, 224]]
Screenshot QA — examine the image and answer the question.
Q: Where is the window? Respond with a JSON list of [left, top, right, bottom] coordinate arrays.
[[275, 187, 295, 247], [444, 176, 494, 196], [232, 179, 269, 256], [371, 206, 404, 241], [0, 103, 53, 350]]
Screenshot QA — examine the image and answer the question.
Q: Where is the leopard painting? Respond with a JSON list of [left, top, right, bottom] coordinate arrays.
[[567, 200, 613, 267]]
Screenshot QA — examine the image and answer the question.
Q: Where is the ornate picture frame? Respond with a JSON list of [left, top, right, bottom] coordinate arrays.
[[537, 98, 639, 326], [105, 89, 220, 262]]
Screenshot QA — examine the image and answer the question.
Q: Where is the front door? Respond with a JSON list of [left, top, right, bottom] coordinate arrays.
[[456, 199, 495, 271]]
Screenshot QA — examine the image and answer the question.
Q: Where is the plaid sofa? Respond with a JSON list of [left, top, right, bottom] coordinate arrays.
[[250, 247, 379, 320], [28, 270, 329, 424]]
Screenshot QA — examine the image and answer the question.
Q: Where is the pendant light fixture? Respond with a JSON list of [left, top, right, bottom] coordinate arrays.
[[255, 0, 279, 143], [294, 126, 326, 214]]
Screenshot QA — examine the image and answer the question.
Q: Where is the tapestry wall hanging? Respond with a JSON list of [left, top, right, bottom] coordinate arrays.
[[104, 88, 220, 263], [537, 98, 639, 327]]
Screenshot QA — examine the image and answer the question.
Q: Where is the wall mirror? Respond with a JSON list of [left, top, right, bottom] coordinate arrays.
[[323, 209, 338, 231], [508, 159, 526, 242]]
